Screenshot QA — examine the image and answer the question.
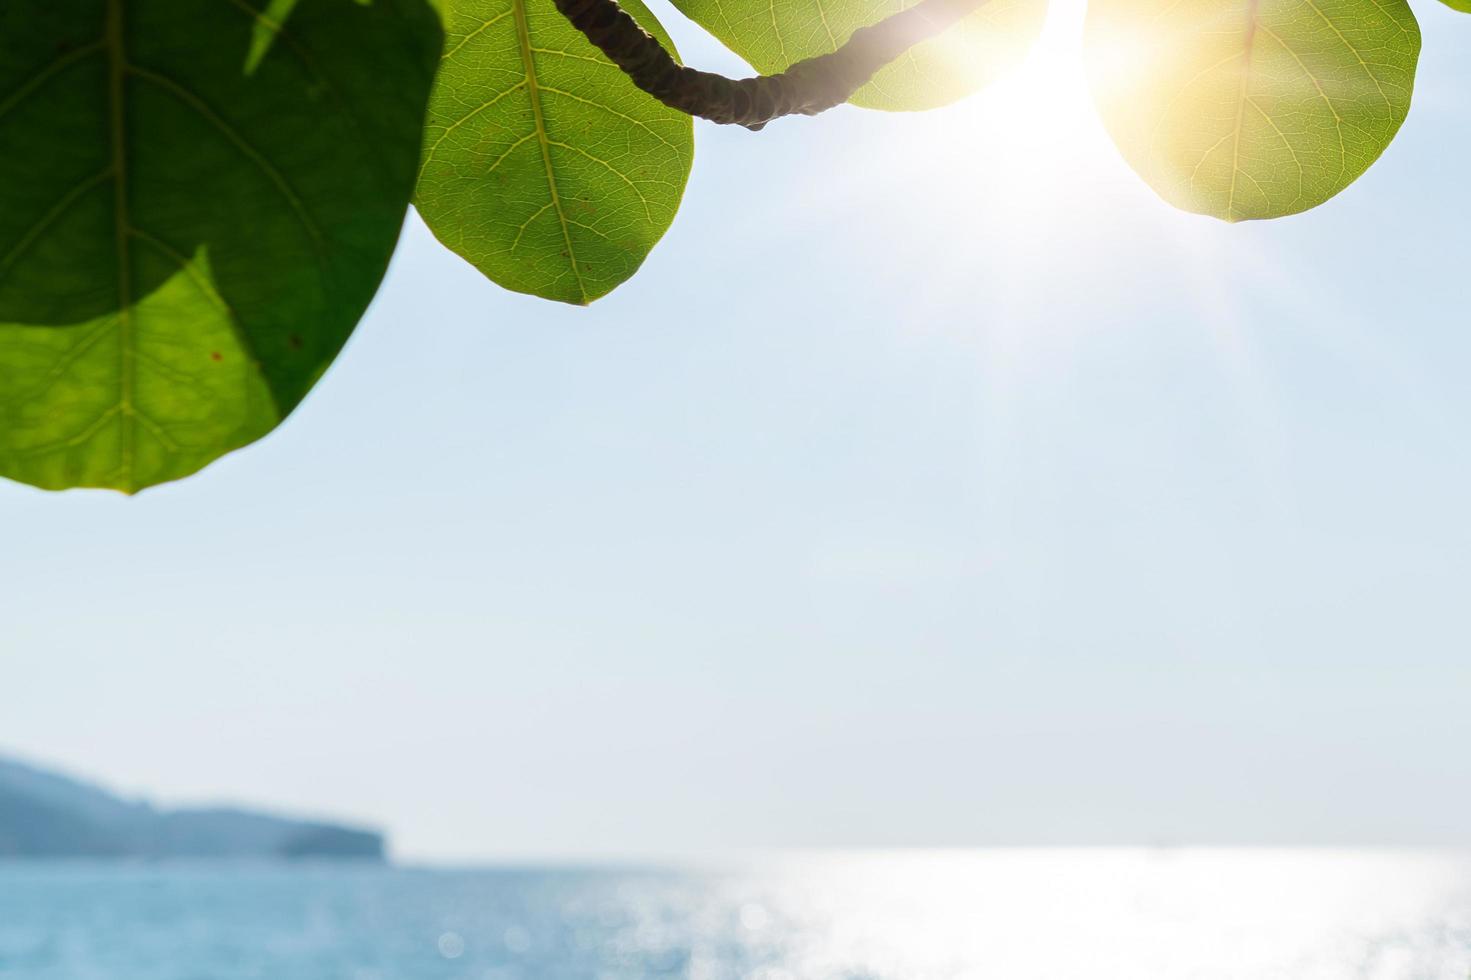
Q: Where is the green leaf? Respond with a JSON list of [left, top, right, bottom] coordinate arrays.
[[668, 0, 1047, 111], [1085, 0, 1420, 222], [415, 0, 693, 305], [0, 0, 441, 493], [1439, 0, 1471, 12]]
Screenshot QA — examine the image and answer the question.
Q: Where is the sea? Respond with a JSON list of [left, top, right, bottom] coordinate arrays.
[[1, 850, 1468, 980]]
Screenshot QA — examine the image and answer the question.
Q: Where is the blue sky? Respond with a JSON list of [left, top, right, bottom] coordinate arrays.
[[3, 0, 1469, 861]]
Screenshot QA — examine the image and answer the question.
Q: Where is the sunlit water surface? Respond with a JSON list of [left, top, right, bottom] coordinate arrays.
[[1, 851, 1468, 980]]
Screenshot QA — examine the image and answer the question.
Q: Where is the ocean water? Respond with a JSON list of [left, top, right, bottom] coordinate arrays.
[[0, 851, 1468, 980]]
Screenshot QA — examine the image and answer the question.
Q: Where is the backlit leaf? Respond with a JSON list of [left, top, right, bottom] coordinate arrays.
[[1085, 0, 1420, 221], [0, 0, 442, 492], [415, 0, 694, 305]]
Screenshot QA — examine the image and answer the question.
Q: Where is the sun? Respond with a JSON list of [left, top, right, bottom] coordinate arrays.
[[826, 0, 1142, 246], [808, 0, 1158, 313], [933, 0, 1126, 212]]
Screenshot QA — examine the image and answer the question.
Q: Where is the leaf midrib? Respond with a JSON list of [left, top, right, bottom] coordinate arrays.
[[1225, 0, 1260, 219], [106, 0, 137, 490], [510, 0, 588, 304]]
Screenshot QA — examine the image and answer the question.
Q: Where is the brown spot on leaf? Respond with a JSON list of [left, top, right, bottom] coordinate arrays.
[[210, 351, 223, 362]]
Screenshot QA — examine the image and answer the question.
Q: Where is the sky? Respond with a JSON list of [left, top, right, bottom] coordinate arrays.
[[3, 0, 1470, 863]]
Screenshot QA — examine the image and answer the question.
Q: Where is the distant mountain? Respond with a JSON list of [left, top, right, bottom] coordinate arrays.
[[0, 756, 385, 861]]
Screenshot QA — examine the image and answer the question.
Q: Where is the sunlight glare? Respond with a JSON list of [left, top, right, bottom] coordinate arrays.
[[811, 0, 1177, 336]]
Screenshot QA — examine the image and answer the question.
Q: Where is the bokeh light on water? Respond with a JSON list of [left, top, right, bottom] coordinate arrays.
[[0, 851, 1467, 980]]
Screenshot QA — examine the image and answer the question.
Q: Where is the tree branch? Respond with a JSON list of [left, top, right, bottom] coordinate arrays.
[[551, 0, 990, 130]]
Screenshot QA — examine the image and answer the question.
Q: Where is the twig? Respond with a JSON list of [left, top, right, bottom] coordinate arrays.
[[551, 0, 990, 130]]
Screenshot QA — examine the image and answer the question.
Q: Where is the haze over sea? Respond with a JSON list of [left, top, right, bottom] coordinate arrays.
[[2, 851, 1468, 980]]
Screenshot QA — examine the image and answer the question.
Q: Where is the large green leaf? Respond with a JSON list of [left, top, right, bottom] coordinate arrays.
[[415, 0, 693, 305], [1085, 0, 1420, 221], [668, 0, 1047, 111], [0, 0, 441, 493]]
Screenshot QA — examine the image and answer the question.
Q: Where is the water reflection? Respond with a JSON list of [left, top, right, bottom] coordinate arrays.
[[0, 850, 1466, 980]]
